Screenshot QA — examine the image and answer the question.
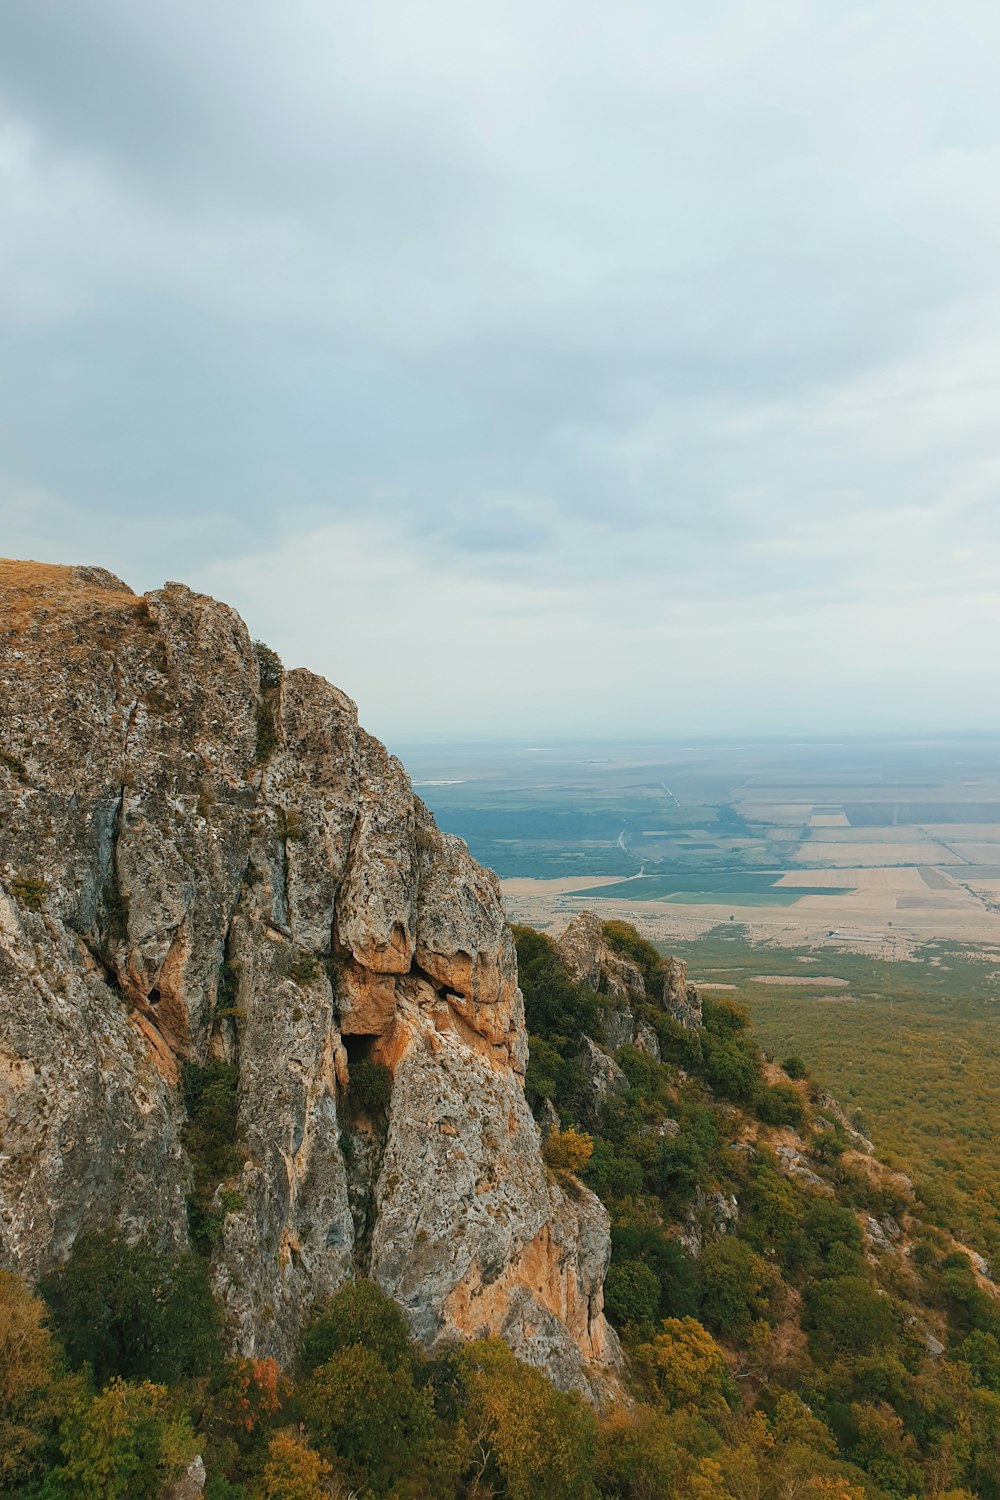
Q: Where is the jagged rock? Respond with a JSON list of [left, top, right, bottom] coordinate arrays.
[[865, 1216, 894, 1254], [775, 1145, 833, 1194], [556, 912, 644, 1001], [678, 1187, 739, 1257], [0, 561, 618, 1395], [558, 912, 694, 1046], [598, 1006, 660, 1060], [710, 1191, 739, 1236], [813, 1092, 874, 1155], [159, 1456, 206, 1499], [578, 1036, 629, 1115], [540, 1097, 561, 1139], [662, 957, 703, 1031], [633, 1019, 660, 1059], [603, 1008, 635, 1052], [924, 1332, 946, 1358]]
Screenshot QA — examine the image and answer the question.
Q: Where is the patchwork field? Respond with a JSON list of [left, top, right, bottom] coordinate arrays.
[[395, 733, 1000, 957]]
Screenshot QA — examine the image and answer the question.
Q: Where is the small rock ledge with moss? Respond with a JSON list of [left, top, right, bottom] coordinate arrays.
[[0, 559, 618, 1396]]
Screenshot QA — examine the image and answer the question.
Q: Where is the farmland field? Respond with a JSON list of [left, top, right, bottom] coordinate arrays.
[[399, 731, 1000, 956]]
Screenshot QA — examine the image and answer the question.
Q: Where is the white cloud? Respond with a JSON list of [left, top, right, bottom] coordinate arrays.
[[2, 0, 1000, 735]]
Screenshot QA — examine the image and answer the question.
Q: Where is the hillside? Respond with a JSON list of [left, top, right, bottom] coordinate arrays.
[[513, 912, 1000, 1499], [1, 561, 999, 1497]]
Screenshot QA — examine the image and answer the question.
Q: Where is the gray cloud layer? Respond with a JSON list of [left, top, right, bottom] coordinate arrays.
[[3, 2, 1000, 737]]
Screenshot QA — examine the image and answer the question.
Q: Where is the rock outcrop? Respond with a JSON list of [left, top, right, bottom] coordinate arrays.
[[0, 561, 617, 1395], [556, 911, 646, 1002], [661, 955, 703, 1031], [556, 910, 702, 1049]]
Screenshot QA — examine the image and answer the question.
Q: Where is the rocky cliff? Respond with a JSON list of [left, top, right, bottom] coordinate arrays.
[[0, 560, 617, 1394]]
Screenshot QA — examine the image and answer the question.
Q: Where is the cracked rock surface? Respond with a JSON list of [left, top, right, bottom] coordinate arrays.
[[0, 560, 617, 1395]]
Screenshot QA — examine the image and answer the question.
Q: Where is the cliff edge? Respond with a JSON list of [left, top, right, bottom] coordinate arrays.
[[0, 560, 617, 1394]]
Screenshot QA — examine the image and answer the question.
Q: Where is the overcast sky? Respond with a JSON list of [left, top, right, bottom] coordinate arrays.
[[3, 1, 1000, 742]]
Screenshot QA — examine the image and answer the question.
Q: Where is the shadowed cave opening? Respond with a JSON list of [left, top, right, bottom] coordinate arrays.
[[342, 1032, 377, 1068]]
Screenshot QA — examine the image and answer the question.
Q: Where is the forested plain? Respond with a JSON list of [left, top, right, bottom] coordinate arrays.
[[5, 922, 1000, 1498]]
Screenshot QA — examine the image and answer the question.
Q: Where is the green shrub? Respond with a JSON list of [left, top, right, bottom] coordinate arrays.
[[0, 748, 27, 780], [286, 952, 321, 985], [10, 874, 49, 911], [755, 1081, 807, 1128], [601, 921, 664, 994], [699, 1237, 781, 1339], [802, 1197, 864, 1272], [615, 1043, 663, 1099], [740, 1164, 807, 1272], [348, 1058, 392, 1114], [253, 640, 283, 692], [254, 701, 278, 764], [610, 1224, 699, 1319], [182, 1061, 243, 1251], [525, 1034, 564, 1109], [583, 1139, 644, 1200], [701, 1030, 761, 1103], [783, 1055, 807, 1080], [604, 1261, 661, 1330], [803, 1274, 896, 1357]]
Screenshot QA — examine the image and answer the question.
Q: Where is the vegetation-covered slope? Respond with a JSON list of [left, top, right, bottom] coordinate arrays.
[[4, 920, 1000, 1498]]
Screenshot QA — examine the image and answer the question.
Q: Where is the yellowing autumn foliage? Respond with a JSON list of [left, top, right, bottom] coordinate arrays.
[[634, 1317, 734, 1416], [543, 1126, 594, 1173], [257, 1430, 332, 1500]]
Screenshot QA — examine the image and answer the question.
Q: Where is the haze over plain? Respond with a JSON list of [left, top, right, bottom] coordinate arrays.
[[2, 2, 1000, 738]]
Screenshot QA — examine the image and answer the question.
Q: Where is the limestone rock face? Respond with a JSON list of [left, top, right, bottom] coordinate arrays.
[[0, 561, 617, 1395]]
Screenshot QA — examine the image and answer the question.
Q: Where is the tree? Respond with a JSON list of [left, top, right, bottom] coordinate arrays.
[[299, 1277, 414, 1374], [0, 1270, 65, 1489], [40, 1378, 196, 1500], [604, 1261, 661, 1329], [39, 1231, 222, 1385], [699, 1238, 781, 1340], [257, 1430, 333, 1500], [633, 1317, 735, 1416], [301, 1343, 434, 1493], [453, 1338, 598, 1500], [544, 1126, 594, 1173], [755, 1082, 807, 1129], [597, 1404, 708, 1500], [804, 1276, 895, 1359]]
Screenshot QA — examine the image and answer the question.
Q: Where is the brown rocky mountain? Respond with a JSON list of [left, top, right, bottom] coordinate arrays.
[[0, 560, 618, 1395]]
